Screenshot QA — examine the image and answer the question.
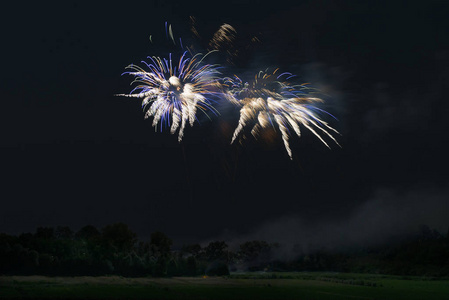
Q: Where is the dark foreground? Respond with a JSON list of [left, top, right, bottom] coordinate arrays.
[[1, 273, 448, 300]]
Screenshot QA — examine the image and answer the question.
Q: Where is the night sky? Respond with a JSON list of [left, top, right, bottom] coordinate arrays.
[[1, 1, 448, 248]]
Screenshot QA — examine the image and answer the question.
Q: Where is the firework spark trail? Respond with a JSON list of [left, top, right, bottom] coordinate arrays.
[[189, 20, 260, 66], [225, 70, 339, 159], [209, 24, 237, 51], [116, 51, 221, 142]]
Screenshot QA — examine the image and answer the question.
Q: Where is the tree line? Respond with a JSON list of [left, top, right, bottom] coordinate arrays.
[[0, 223, 448, 277]]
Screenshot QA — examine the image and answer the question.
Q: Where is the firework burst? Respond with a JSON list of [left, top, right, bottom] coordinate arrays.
[[224, 69, 339, 159], [116, 51, 221, 142], [189, 18, 260, 66]]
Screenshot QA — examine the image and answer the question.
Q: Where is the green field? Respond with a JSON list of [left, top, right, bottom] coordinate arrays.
[[1, 273, 448, 300]]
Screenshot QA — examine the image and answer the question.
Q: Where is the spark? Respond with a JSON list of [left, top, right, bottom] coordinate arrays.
[[208, 24, 237, 51], [116, 51, 221, 142], [224, 69, 339, 159]]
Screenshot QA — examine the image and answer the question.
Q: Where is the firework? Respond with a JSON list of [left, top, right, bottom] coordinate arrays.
[[224, 69, 339, 159], [209, 24, 237, 51], [117, 51, 221, 142], [189, 18, 260, 66]]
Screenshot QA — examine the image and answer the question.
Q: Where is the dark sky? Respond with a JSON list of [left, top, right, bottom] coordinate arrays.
[[1, 1, 448, 248]]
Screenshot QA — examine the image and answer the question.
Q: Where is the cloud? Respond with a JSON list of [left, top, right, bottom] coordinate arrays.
[[214, 185, 449, 257]]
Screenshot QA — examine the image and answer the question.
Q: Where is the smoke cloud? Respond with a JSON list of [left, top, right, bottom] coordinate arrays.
[[216, 185, 449, 258]]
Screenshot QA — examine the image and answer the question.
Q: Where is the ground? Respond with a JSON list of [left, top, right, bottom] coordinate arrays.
[[1, 273, 448, 300]]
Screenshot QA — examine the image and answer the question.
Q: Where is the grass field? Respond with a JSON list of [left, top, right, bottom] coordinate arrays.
[[1, 273, 448, 300]]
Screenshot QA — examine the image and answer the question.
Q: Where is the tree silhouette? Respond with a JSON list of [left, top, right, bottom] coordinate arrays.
[[1, 223, 448, 277], [35, 227, 54, 239], [55, 226, 73, 239], [239, 240, 271, 262], [75, 225, 100, 240], [181, 243, 201, 257], [102, 223, 137, 252], [203, 241, 228, 262], [150, 231, 172, 258]]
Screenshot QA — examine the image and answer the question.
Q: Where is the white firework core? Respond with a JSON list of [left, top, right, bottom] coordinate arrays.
[[169, 76, 181, 87]]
